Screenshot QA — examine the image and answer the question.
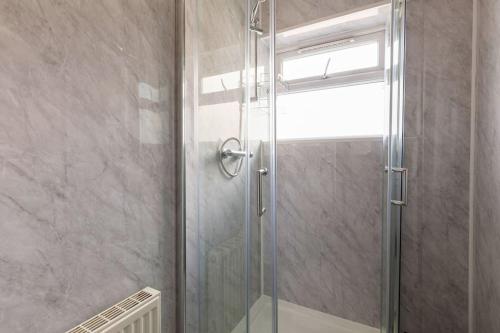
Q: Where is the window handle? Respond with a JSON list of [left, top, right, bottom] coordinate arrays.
[[322, 58, 331, 79]]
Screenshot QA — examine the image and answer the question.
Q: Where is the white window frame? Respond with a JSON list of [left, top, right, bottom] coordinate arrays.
[[277, 31, 386, 94]]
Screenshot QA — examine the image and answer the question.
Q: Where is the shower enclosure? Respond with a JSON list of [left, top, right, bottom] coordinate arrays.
[[177, 0, 406, 332]]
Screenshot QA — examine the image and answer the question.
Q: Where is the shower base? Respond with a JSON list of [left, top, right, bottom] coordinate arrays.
[[232, 296, 378, 333]]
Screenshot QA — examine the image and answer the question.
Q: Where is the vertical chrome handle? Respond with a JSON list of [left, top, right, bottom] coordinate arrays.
[[257, 168, 268, 217], [391, 167, 408, 206]]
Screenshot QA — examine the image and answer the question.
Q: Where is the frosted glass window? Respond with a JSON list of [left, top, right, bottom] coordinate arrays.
[[277, 82, 385, 140], [281, 42, 379, 81]]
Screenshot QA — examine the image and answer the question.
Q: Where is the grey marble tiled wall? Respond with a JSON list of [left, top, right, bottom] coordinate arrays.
[[400, 0, 472, 332], [0, 1, 176, 332], [474, 0, 500, 331], [275, 0, 383, 31], [275, 139, 383, 328]]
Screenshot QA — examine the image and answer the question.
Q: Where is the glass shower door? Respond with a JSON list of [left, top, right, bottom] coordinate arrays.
[[271, 1, 405, 333], [182, 0, 276, 333], [181, 0, 404, 332]]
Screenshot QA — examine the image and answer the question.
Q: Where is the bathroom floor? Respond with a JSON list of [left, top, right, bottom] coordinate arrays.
[[233, 296, 378, 333]]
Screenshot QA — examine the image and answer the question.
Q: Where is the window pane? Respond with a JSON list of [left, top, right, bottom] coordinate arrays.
[[282, 42, 379, 81], [277, 82, 385, 140]]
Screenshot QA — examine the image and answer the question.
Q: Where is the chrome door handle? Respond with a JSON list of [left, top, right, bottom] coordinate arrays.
[[257, 168, 268, 217], [391, 167, 408, 206]]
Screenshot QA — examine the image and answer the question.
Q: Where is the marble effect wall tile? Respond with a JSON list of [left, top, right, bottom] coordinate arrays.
[[276, 0, 384, 30], [474, 0, 500, 331], [0, 1, 176, 332], [400, 0, 472, 332], [276, 139, 383, 328]]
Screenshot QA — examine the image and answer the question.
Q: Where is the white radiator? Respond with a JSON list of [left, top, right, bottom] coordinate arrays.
[[66, 287, 161, 333]]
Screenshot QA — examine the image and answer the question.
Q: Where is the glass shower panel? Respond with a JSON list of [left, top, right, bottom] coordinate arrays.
[[194, 1, 248, 332], [183, 1, 277, 333]]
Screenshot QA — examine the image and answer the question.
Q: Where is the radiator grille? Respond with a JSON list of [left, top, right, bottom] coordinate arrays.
[[133, 290, 153, 302], [68, 328, 88, 333], [117, 298, 139, 311], [101, 306, 124, 321], [65, 287, 160, 333], [82, 316, 107, 331]]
